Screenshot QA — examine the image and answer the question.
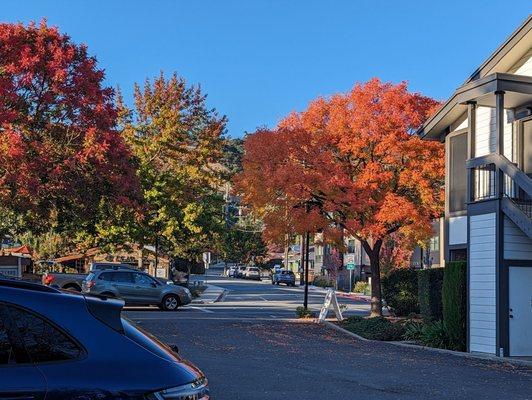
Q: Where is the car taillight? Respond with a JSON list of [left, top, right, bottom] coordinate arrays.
[[44, 275, 55, 285]]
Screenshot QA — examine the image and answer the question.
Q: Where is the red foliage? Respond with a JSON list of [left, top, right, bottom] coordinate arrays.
[[0, 21, 140, 232]]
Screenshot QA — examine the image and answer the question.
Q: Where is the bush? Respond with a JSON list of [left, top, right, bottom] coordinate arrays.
[[313, 275, 334, 288], [420, 320, 449, 349], [353, 281, 370, 295], [402, 320, 424, 342], [341, 316, 405, 341], [442, 261, 467, 351], [295, 306, 316, 319], [381, 268, 419, 316], [417, 268, 444, 322]]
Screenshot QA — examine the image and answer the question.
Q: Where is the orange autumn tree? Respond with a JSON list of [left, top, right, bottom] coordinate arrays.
[[236, 79, 444, 316]]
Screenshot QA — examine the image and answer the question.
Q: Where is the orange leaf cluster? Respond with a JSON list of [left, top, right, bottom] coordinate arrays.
[[235, 78, 444, 252]]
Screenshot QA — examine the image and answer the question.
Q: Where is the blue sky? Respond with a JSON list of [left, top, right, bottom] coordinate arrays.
[[2, 1, 531, 137]]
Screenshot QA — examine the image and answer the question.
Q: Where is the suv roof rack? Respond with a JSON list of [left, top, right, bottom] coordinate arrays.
[[0, 278, 60, 293]]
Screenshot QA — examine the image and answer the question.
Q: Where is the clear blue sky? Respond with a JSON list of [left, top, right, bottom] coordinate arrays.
[[2, 1, 531, 137]]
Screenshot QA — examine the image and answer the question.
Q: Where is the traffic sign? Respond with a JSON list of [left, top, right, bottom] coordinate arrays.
[[346, 263, 356, 270]]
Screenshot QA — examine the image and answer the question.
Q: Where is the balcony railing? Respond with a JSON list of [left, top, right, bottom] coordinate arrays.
[[467, 153, 532, 207]]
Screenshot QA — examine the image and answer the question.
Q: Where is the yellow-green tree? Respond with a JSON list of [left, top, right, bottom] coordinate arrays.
[[118, 73, 227, 260]]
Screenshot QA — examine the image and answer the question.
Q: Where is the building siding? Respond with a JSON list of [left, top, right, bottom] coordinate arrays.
[[510, 51, 532, 76], [469, 213, 497, 354], [503, 216, 532, 260], [474, 106, 514, 161]]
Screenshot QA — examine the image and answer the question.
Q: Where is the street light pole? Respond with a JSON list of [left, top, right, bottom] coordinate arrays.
[[303, 231, 310, 309]]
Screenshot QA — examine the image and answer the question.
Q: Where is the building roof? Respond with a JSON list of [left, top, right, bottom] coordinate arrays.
[[419, 15, 532, 140], [1, 245, 33, 257]]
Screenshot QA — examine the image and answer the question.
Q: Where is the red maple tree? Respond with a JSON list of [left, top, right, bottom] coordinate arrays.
[[0, 21, 140, 238], [236, 79, 444, 316]]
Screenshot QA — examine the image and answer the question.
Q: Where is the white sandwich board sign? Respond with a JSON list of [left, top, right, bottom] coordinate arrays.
[[318, 288, 343, 322]]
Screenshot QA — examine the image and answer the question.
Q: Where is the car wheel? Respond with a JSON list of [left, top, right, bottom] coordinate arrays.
[[162, 294, 180, 311], [63, 284, 81, 292]]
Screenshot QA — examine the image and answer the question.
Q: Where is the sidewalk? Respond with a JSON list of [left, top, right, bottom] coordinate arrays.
[[191, 283, 227, 304]]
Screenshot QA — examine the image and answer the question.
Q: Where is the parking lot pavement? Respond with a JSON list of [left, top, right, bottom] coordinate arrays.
[[132, 315, 531, 400], [123, 275, 531, 400]]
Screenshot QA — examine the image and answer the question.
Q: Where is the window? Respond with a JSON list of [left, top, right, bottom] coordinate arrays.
[[0, 309, 15, 364], [134, 273, 156, 286], [347, 240, 356, 254], [449, 248, 467, 262], [99, 272, 114, 281], [6, 305, 82, 363], [449, 133, 467, 212], [112, 272, 134, 283], [429, 235, 440, 252]]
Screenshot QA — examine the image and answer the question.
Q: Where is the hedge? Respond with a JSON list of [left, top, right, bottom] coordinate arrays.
[[442, 261, 467, 351], [417, 267, 444, 322], [341, 316, 405, 341], [381, 268, 419, 316]]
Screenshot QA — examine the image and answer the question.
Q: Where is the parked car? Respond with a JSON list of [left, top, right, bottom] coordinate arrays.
[[272, 270, 296, 286], [0, 278, 209, 399], [227, 265, 238, 277], [82, 269, 192, 310], [42, 262, 137, 292], [243, 266, 261, 281], [236, 265, 247, 278]]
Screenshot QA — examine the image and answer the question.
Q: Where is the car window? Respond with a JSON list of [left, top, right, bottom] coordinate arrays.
[[134, 273, 156, 286], [112, 272, 134, 283], [98, 272, 114, 281], [0, 309, 15, 364], [5, 305, 82, 363]]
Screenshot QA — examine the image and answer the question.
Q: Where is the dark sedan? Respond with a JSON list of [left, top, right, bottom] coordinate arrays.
[[0, 278, 209, 399]]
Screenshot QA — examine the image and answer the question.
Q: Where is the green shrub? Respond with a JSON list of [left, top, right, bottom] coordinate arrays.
[[381, 268, 419, 316], [420, 320, 449, 349], [313, 275, 334, 288], [442, 261, 467, 351], [295, 306, 316, 319], [353, 281, 370, 295], [402, 320, 424, 342], [417, 268, 444, 322], [341, 316, 405, 341]]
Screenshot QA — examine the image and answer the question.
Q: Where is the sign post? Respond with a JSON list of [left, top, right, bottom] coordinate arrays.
[[318, 288, 343, 322]]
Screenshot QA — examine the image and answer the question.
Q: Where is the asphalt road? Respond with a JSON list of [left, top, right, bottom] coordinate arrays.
[[124, 270, 532, 400]]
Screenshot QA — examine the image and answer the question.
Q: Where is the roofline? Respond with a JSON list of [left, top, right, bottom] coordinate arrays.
[[419, 15, 532, 138]]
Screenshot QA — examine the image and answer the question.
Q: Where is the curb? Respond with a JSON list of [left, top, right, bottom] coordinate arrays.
[[320, 320, 532, 368], [321, 320, 369, 341], [214, 289, 228, 303]]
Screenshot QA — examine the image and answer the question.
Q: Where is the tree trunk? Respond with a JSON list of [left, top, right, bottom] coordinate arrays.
[[368, 252, 383, 317], [361, 239, 383, 317]]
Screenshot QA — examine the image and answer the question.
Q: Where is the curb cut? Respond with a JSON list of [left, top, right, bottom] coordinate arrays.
[[320, 320, 532, 368]]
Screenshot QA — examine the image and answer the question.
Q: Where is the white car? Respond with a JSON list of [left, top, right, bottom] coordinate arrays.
[[243, 267, 261, 281], [227, 266, 238, 277]]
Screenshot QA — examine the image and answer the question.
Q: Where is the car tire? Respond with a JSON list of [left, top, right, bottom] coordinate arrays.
[[63, 284, 81, 292], [161, 294, 180, 311]]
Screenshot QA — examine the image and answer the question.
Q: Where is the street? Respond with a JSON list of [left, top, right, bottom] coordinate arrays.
[[124, 271, 532, 400]]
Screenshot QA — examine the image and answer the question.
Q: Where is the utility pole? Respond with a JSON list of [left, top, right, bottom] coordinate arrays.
[[303, 231, 310, 309], [299, 234, 305, 286]]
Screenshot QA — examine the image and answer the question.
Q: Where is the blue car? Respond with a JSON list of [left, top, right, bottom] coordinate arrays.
[[272, 270, 296, 286], [0, 278, 209, 399]]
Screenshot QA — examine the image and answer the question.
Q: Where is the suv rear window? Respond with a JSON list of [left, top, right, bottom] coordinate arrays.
[[5, 305, 83, 363]]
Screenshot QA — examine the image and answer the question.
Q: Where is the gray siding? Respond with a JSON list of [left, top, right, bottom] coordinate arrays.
[[504, 216, 532, 260], [469, 213, 497, 354]]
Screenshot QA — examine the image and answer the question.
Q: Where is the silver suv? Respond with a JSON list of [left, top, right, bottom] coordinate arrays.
[[82, 270, 192, 310]]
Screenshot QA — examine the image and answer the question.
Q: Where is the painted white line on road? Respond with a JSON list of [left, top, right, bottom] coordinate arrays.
[[259, 296, 269, 302], [187, 306, 215, 313]]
